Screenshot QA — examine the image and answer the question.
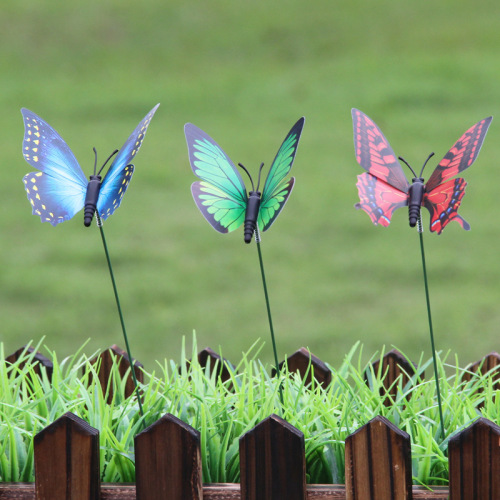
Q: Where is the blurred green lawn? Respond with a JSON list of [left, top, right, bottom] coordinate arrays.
[[1, 0, 500, 370]]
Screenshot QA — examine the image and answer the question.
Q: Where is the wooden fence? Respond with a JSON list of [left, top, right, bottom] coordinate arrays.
[[1, 345, 500, 499]]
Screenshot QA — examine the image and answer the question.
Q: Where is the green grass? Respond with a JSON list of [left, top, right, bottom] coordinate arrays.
[[2, 0, 500, 371], [1, 339, 498, 485]]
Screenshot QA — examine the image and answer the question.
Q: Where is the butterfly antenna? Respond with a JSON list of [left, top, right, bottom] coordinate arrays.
[[238, 162, 255, 191], [419, 152, 435, 178], [255, 162, 265, 191], [399, 156, 418, 178], [93, 148, 98, 176], [97, 149, 119, 176]]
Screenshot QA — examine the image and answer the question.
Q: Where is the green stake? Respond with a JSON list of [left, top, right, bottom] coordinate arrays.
[[417, 215, 445, 440], [255, 228, 284, 408], [97, 214, 145, 425]]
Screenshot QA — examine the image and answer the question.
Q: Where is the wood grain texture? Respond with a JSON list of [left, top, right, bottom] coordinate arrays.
[[462, 352, 500, 404], [463, 352, 500, 379], [239, 414, 306, 500], [90, 344, 143, 403], [5, 345, 53, 382], [197, 347, 234, 383], [33, 412, 100, 500], [274, 347, 332, 389], [134, 413, 202, 500], [448, 417, 500, 500], [367, 349, 418, 405], [345, 415, 412, 500]]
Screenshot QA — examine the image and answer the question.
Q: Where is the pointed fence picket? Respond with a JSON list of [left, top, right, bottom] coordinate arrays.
[[365, 348, 420, 406], [34, 412, 100, 500], [345, 415, 412, 500], [1, 345, 500, 499], [134, 413, 202, 500], [90, 344, 144, 403], [273, 346, 332, 389], [239, 414, 306, 500], [5, 345, 53, 382], [448, 417, 500, 499]]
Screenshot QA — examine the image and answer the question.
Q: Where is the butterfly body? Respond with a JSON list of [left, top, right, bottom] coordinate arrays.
[[352, 108, 492, 234], [83, 175, 103, 227], [21, 104, 159, 227], [243, 190, 262, 243], [185, 118, 304, 243], [407, 177, 425, 227]]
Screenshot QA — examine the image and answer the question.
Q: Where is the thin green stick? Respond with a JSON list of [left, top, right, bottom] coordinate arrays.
[[254, 229, 284, 408], [96, 214, 145, 424], [417, 215, 445, 440]]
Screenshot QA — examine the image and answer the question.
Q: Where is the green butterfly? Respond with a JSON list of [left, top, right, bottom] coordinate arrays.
[[185, 118, 305, 243]]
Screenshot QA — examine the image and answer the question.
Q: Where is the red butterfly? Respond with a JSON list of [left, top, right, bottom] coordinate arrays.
[[352, 109, 492, 234]]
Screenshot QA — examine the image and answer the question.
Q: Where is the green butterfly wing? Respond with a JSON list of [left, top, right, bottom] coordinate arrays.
[[185, 123, 248, 233], [258, 117, 305, 232]]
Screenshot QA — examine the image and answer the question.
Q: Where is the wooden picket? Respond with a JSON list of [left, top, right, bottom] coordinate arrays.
[[273, 347, 332, 389], [365, 348, 419, 405], [1, 345, 500, 499], [345, 415, 412, 500], [448, 417, 500, 499], [185, 346, 234, 383], [239, 414, 306, 500], [134, 413, 202, 500], [90, 344, 144, 403], [462, 351, 500, 405], [5, 345, 53, 383], [34, 412, 100, 500]]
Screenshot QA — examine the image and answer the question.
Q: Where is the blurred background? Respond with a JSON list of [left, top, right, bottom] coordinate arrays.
[[1, 0, 500, 370]]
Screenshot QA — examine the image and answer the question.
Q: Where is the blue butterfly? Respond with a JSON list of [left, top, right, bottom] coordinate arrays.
[[21, 104, 159, 227]]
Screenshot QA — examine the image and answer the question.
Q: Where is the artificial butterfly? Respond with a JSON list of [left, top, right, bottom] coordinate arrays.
[[21, 104, 159, 227], [185, 118, 304, 243], [352, 108, 492, 234]]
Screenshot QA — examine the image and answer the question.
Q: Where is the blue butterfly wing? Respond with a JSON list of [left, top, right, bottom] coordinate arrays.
[[21, 108, 88, 225], [185, 123, 248, 233], [97, 104, 159, 221], [97, 165, 135, 221], [22, 172, 85, 226]]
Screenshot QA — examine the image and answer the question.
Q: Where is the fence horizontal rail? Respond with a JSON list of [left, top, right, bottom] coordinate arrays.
[[0, 483, 450, 499]]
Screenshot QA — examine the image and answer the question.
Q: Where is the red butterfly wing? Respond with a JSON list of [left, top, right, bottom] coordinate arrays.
[[355, 173, 408, 227], [352, 108, 409, 193], [426, 117, 492, 192], [423, 178, 470, 235]]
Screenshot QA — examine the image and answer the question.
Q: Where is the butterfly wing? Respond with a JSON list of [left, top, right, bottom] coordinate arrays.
[[97, 165, 135, 221], [423, 178, 470, 234], [191, 181, 246, 233], [425, 116, 492, 192], [352, 109, 410, 226], [21, 108, 88, 225], [421, 116, 492, 234], [352, 108, 409, 193], [355, 172, 408, 227], [258, 117, 304, 232], [185, 123, 248, 233], [97, 104, 159, 221]]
